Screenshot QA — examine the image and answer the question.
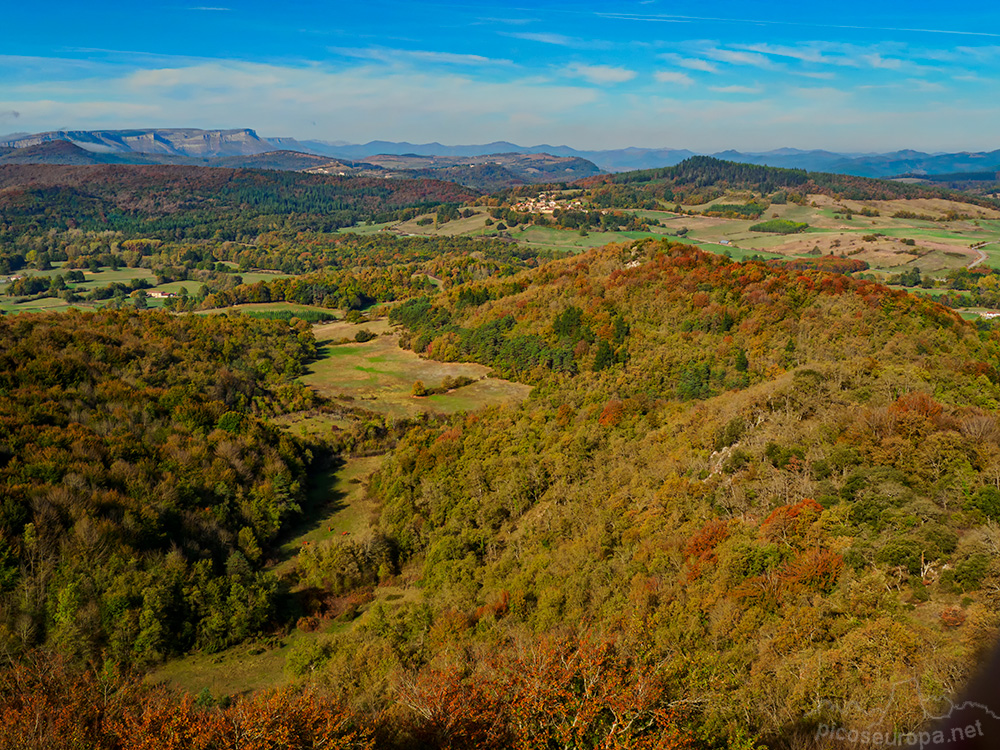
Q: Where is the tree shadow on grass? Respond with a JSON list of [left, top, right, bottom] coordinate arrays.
[[272, 452, 349, 566]]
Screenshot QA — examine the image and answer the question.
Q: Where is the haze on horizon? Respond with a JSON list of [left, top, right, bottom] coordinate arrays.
[[1, 0, 999, 154]]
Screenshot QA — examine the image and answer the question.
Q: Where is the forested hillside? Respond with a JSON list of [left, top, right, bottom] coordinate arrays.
[[578, 155, 1000, 209], [4, 163, 1000, 748], [0, 311, 316, 663], [0, 164, 476, 238], [355, 241, 1000, 746]]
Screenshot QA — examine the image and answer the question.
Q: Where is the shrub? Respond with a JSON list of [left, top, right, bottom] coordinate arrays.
[[940, 606, 966, 628]]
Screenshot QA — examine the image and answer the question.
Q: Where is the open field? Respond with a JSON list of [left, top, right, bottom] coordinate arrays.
[[74, 267, 156, 290], [392, 208, 493, 237], [237, 271, 297, 284], [196, 302, 340, 317], [649, 194, 1000, 274], [149, 635, 295, 697], [0, 296, 78, 314], [303, 319, 531, 418], [335, 220, 398, 235], [275, 455, 383, 572], [363, 195, 1000, 273], [1, 265, 298, 315], [7, 191, 1000, 319]]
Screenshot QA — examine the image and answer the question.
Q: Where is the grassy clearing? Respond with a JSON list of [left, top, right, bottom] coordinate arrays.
[[687, 242, 782, 261], [276, 455, 382, 569], [631, 209, 682, 222], [73, 267, 156, 290], [311, 318, 393, 339], [336, 221, 398, 235], [150, 281, 197, 294], [674, 195, 1000, 270], [149, 635, 299, 697], [977, 244, 1000, 267], [0, 297, 79, 314], [197, 302, 341, 317], [237, 271, 296, 284], [303, 321, 531, 418], [393, 210, 493, 238], [271, 411, 354, 438], [424, 377, 531, 413], [504, 225, 666, 254]]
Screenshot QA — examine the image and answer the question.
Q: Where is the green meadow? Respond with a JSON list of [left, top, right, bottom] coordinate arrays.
[[301, 319, 531, 418]]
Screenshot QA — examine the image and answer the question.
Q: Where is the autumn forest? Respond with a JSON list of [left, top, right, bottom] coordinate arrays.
[[2, 159, 1000, 749]]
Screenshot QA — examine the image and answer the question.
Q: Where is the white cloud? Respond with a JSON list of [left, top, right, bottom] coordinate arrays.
[[906, 78, 946, 92], [737, 43, 827, 64], [732, 41, 946, 77], [659, 53, 718, 73], [506, 32, 578, 47], [594, 11, 1000, 39], [951, 45, 1000, 62], [329, 47, 515, 68], [565, 63, 636, 84], [0, 47, 996, 153], [860, 53, 904, 70], [702, 48, 776, 69], [677, 58, 718, 73], [503, 31, 611, 50], [3, 60, 601, 144], [709, 85, 762, 94], [654, 71, 694, 86]]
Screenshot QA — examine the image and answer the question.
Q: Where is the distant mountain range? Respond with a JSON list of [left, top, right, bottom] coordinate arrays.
[[2, 128, 999, 180], [0, 134, 602, 191], [311, 141, 1000, 179], [297, 139, 699, 174]]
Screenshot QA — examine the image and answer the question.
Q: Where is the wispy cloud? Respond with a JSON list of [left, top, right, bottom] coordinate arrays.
[[702, 48, 777, 70], [951, 45, 1000, 62], [502, 31, 609, 49], [659, 53, 718, 73], [906, 78, 946, 92], [507, 31, 576, 46], [565, 63, 636, 84], [735, 42, 837, 65], [859, 53, 904, 70], [188, 6, 230, 10], [654, 71, 694, 86], [677, 58, 718, 73], [594, 11, 1000, 38], [710, 85, 762, 94], [330, 46, 515, 67], [717, 41, 944, 77], [4, 59, 601, 144]]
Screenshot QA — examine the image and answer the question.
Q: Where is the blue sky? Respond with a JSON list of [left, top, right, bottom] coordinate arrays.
[[2, 1, 999, 151]]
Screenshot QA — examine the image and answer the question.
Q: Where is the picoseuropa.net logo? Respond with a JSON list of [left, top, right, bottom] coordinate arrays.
[[816, 719, 985, 747], [810, 684, 1000, 749]]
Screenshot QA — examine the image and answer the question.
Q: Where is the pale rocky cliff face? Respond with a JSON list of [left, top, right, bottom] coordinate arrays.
[[0, 128, 274, 158]]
